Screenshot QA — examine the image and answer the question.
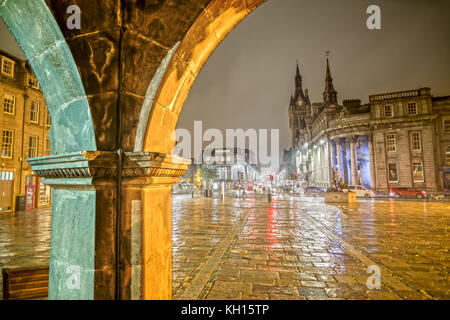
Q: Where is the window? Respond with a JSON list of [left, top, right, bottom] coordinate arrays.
[[45, 139, 51, 155], [29, 76, 40, 89], [46, 109, 51, 126], [386, 134, 396, 152], [30, 100, 39, 123], [3, 93, 15, 115], [410, 132, 421, 151], [384, 105, 393, 118], [446, 145, 450, 166], [388, 163, 398, 182], [407, 102, 418, 115], [444, 119, 450, 133], [1, 129, 13, 158], [412, 162, 424, 182], [0, 171, 14, 181], [28, 136, 38, 158], [1, 57, 15, 77]]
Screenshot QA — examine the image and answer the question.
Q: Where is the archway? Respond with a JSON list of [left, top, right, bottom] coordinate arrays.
[[1, 0, 267, 299]]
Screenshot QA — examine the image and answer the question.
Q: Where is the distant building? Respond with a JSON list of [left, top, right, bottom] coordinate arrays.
[[181, 148, 260, 188], [280, 147, 296, 179], [288, 59, 450, 194], [0, 50, 52, 212]]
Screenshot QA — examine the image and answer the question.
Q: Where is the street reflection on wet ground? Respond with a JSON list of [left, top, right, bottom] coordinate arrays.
[[1, 196, 449, 300], [172, 195, 449, 300], [0, 208, 51, 299]]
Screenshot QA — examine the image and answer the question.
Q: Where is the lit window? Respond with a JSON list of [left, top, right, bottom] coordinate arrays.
[[444, 119, 450, 133], [384, 105, 393, 118], [407, 102, 417, 115], [410, 132, 421, 151], [446, 145, 450, 166], [388, 163, 398, 182], [1, 57, 15, 77], [1, 129, 14, 158], [386, 134, 396, 152], [3, 93, 15, 115], [412, 162, 424, 182], [30, 100, 40, 123], [28, 136, 38, 158], [46, 109, 51, 126]]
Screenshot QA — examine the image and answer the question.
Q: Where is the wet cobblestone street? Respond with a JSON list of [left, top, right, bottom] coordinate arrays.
[[172, 196, 449, 300], [1, 196, 449, 300]]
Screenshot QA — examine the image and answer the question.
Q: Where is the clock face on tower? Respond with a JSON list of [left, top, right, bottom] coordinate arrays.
[[297, 99, 304, 107]]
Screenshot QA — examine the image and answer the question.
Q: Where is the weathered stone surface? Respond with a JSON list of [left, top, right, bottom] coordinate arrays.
[[122, 0, 210, 48], [67, 30, 121, 96], [0, 0, 97, 154], [4, 0, 276, 301], [88, 92, 119, 151], [49, 188, 96, 300], [120, 93, 144, 151]]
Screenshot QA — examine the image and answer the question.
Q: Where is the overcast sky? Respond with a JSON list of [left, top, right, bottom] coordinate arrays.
[[1, 0, 449, 163], [178, 0, 450, 156]]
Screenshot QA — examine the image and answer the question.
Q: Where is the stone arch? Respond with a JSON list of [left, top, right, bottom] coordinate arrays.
[[143, 0, 267, 154], [1, 0, 269, 300], [0, 0, 97, 153]]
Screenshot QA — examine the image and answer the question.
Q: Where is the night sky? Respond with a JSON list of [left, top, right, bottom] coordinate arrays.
[[1, 0, 449, 162]]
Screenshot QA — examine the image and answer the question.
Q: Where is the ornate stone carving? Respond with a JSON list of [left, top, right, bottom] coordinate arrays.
[[28, 151, 191, 180]]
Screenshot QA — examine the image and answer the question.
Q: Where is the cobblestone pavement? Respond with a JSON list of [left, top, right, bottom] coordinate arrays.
[[172, 195, 449, 300], [0, 208, 51, 299], [1, 196, 449, 300]]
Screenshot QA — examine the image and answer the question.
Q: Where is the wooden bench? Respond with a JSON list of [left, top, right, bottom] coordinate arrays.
[[2, 266, 49, 300]]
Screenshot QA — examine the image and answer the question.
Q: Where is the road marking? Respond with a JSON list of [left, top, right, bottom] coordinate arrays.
[[178, 207, 250, 300]]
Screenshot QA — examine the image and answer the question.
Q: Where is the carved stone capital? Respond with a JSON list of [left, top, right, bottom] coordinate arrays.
[[27, 151, 191, 186], [122, 152, 191, 178]]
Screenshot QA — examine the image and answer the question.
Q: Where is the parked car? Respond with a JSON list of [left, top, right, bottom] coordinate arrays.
[[389, 187, 427, 199], [345, 185, 375, 198], [304, 186, 326, 197]]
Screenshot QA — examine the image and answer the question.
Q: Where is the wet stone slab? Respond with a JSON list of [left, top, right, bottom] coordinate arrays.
[[1, 196, 449, 300]]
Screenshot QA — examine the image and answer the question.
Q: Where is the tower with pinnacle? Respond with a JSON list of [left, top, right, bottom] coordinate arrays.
[[288, 62, 312, 149]]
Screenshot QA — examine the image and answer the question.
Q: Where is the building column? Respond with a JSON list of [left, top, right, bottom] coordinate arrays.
[[328, 138, 335, 187], [28, 151, 190, 300], [336, 138, 344, 181], [368, 133, 376, 190], [350, 135, 358, 185]]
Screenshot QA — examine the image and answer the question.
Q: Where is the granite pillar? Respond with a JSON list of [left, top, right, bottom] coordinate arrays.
[[28, 152, 189, 300], [350, 135, 358, 185]]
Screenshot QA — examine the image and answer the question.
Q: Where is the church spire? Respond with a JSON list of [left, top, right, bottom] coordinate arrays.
[[295, 60, 302, 91], [293, 60, 305, 104], [323, 57, 337, 105]]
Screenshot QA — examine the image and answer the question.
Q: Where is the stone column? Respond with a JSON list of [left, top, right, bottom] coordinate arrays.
[[350, 135, 358, 185], [336, 138, 343, 181], [28, 151, 190, 300], [368, 133, 376, 190], [328, 138, 335, 187]]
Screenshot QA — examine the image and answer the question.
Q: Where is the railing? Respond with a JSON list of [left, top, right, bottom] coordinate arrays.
[[369, 88, 430, 102]]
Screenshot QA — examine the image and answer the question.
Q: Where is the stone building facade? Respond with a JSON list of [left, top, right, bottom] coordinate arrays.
[[288, 60, 450, 194], [0, 50, 52, 212]]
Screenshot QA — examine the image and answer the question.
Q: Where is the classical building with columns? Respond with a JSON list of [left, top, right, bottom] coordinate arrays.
[[288, 60, 450, 194]]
